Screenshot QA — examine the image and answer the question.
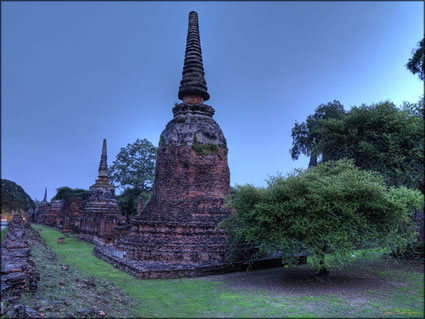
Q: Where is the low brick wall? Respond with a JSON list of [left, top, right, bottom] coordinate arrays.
[[94, 245, 306, 279], [1, 215, 40, 300]]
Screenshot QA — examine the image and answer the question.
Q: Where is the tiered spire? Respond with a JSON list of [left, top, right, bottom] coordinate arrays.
[[178, 11, 210, 102], [43, 187, 47, 202], [98, 139, 108, 179]]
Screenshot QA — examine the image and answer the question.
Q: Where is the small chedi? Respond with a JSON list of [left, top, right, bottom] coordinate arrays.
[[79, 139, 125, 245], [33, 188, 50, 224], [94, 11, 243, 279]]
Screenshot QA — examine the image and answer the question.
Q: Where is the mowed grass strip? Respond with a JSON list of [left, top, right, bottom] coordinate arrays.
[[32, 224, 312, 318]]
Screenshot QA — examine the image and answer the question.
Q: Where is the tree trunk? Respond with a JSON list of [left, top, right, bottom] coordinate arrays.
[[316, 245, 329, 277], [308, 154, 318, 168]]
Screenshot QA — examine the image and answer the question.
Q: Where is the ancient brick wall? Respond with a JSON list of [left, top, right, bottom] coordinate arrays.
[[62, 199, 83, 233], [34, 202, 50, 224], [45, 200, 64, 227], [142, 145, 230, 224], [1, 215, 39, 299], [116, 220, 229, 264]]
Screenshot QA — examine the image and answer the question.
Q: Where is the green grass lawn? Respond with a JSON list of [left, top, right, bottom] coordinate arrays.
[[31, 224, 424, 318], [0, 226, 8, 242]]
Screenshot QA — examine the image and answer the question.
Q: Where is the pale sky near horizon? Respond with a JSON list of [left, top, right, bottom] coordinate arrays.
[[2, 1, 424, 201]]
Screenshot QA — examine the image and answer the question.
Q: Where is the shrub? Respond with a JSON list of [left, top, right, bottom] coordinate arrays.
[[219, 160, 423, 275]]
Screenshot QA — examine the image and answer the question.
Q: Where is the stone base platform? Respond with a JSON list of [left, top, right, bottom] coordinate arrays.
[[93, 245, 307, 279]]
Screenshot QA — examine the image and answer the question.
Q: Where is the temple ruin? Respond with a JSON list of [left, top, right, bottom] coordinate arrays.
[[79, 139, 125, 245], [94, 11, 247, 278], [27, 11, 303, 279], [33, 188, 50, 224]]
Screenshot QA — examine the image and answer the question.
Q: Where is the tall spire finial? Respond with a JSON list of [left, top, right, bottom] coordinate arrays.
[[178, 11, 210, 102], [43, 187, 47, 202], [98, 138, 108, 178]]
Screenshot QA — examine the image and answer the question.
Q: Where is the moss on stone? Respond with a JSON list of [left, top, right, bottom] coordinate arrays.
[[176, 117, 186, 123], [192, 143, 220, 156]]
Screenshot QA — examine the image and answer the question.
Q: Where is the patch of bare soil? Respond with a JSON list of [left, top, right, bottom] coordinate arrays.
[[202, 257, 424, 301]]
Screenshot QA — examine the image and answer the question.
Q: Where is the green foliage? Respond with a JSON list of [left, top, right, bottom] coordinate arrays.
[[291, 100, 345, 166], [109, 138, 157, 192], [291, 99, 424, 191], [192, 143, 220, 155], [191, 133, 223, 156], [219, 160, 423, 274], [1, 179, 34, 214], [51, 187, 89, 203], [1, 226, 8, 242], [175, 117, 186, 123], [116, 187, 151, 218], [406, 38, 424, 80]]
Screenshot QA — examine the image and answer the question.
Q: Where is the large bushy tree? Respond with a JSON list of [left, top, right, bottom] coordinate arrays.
[[291, 100, 345, 167], [1, 179, 35, 214], [219, 160, 423, 276], [291, 100, 424, 191], [109, 138, 157, 216], [109, 138, 157, 192], [407, 38, 424, 81]]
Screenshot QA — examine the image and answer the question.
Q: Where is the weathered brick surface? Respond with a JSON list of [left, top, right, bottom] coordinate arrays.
[[115, 220, 229, 264], [33, 201, 50, 225], [142, 146, 230, 223], [45, 200, 64, 227], [1, 215, 40, 299], [59, 199, 83, 233], [94, 245, 303, 279], [79, 139, 125, 245]]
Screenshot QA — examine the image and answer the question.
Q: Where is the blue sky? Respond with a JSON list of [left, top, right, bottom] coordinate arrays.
[[2, 1, 423, 201]]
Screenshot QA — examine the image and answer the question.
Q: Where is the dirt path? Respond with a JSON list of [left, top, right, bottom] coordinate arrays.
[[17, 226, 137, 318]]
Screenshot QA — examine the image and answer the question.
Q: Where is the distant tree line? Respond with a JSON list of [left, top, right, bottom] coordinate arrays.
[[1, 179, 34, 215]]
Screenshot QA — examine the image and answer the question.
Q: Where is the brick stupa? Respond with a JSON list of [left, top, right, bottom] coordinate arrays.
[[79, 139, 125, 245], [34, 188, 50, 224], [94, 11, 234, 278]]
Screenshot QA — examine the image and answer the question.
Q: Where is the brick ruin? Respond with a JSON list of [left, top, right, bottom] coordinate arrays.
[[29, 140, 122, 244], [1, 214, 40, 300], [45, 200, 64, 227], [24, 12, 306, 280], [33, 188, 50, 224], [93, 11, 286, 279], [79, 139, 125, 245], [57, 199, 84, 233]]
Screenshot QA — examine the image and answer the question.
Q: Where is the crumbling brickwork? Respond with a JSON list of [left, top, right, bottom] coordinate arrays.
[[79, 139, 125, 245], [59, 199, 84, 233], [45, 200, 64, 227], [33, 201, 50, 225], [1, 215, 40, 299]]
